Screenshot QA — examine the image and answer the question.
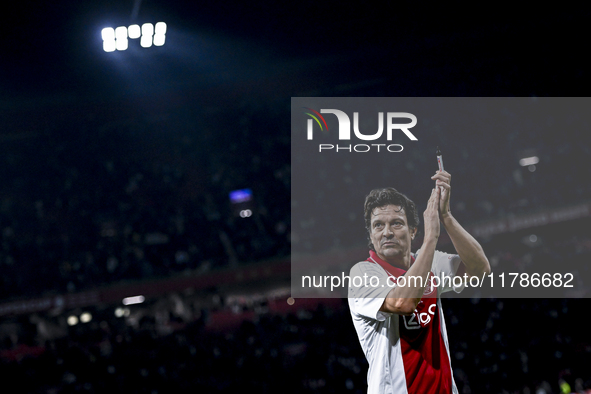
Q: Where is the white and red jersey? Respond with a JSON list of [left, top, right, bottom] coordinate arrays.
[[348, 249, 464, 394]]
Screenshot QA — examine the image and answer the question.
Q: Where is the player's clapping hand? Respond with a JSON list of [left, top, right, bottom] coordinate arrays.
[[423, 187, 441, 241], [431, 170, 451, 218]]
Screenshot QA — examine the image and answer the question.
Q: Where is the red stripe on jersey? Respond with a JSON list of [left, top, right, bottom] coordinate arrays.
[[367, 250, 452, 394]]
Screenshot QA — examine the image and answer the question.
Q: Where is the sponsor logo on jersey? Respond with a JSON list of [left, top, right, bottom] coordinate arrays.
[[402, 301, 437, 330]]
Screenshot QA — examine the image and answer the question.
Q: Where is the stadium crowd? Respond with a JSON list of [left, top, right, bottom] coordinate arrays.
[[1, 293, 591, 393], [0, 101, 290, 301]]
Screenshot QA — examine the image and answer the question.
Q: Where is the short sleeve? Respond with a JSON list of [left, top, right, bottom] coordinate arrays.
[[348, 261, 394, 321], [430, 250, 464, 294]]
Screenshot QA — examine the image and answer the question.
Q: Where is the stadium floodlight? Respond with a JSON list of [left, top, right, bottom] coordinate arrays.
[[128, 24, 141, 39], [155, 22, 167, 35], [142, 22, 154, 36], [154, 22, 166, 46], [102, 27, 116, 52], [102, 27, 115, 40], [101, 22, 166, 51], [141, 23, 154, 47], [115, 26, 128, 51]]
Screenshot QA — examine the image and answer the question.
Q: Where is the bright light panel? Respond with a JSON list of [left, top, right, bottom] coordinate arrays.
[[102, 27, 116, 52], [519, 156, 539, 166], [154, 22, 166, 46], [154, 34, 165, 46], [103, 22, 166, 51], [102, 27, 115, 40], [116, 38, 128, 51], [128, 24, 141, 39], [103, 40, 116, 52], [142, 23, 154, 36], [155, 22, 167, 35], [115, 26, 128, 51], [115, 26, 127, 39], [140, 35, 152, 47], [123, 295, 145, 305]]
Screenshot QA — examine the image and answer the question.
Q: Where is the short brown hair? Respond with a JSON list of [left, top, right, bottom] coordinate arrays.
[[364, 187, 420, 251]]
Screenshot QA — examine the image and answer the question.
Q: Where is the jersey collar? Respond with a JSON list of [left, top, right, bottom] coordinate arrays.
[[367, 250, 415, 278]]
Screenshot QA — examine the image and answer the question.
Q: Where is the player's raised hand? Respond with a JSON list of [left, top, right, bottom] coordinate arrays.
[[431, 170, 451, 218], [423, 187, 440, 241]]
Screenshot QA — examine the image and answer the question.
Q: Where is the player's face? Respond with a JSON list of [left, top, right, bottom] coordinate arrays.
[[369, 205, 416, 267]]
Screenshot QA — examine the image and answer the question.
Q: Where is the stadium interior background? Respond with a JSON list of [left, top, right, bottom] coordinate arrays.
[[1, 1, 590, 393]]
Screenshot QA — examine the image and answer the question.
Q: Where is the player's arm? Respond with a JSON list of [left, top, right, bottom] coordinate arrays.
[[432, 170, 491, 278], [380, 188, 440, 316]]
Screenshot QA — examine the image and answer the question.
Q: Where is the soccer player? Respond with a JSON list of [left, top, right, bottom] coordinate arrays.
[[348, 170, 490, 394]]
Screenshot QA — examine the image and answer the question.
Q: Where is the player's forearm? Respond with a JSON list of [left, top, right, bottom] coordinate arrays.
[[382, 237, 437, 314], [441, 212, 491, 277]]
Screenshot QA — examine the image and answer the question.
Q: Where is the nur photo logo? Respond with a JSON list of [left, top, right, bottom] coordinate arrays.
[[302, 108, 418, 153]]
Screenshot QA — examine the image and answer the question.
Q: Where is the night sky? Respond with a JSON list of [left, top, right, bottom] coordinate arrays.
[[2, 1, 589, 109]]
